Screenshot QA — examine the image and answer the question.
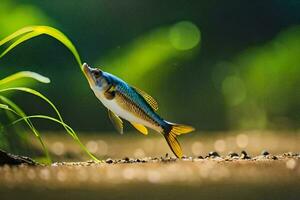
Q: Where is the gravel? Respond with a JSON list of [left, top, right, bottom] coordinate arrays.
[[240, 151, 251, 159], [261, 150, 270, 156]]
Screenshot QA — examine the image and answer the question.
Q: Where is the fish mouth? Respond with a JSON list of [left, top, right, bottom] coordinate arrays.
[[82, 63, 96, 87]]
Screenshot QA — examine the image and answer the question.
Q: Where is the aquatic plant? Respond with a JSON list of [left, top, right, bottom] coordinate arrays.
[[0, 26, 99, 163]]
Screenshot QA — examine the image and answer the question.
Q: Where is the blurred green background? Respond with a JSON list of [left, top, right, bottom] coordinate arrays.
[[1, 0, 299, 132]]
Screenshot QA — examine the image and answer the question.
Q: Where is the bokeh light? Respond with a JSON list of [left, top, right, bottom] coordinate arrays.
[[222, 75, 247, 106], [169, 21, 201, 50]]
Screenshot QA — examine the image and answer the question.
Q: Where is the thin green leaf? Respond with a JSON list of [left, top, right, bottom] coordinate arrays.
[[0, 31, 41, 59], [0, 26, 82, 69], [0, 71, 50, 86], [0, 95, 39, 136], [0, 88, 100, 162], [0, 26, 34, 46], [35, 26, 82, 69], [0, 95, 51, 162], [11, 115, 73, 133], [12, 115, 101, 162], [0, 87, 66, 131], [0, 31, 43, 60], [0, 25, 99, 161], [0, 103, 14, 112]]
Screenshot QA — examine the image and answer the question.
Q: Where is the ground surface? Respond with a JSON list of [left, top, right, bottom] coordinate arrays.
[[1, 131, 300, 200]]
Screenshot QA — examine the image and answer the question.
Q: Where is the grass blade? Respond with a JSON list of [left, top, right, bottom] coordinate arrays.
[[0, 26, 82, 69], [11, 115, 73, 134], [0, 71, 50, 86], [0, 87, 99, 162], [0, 26, 34, 46], [0, 26, 99, 162], [0, 96, 51, 163], [0, 87, 66, 129], [11, 115, 101, 162], [0, 31, 41, 59], [0, 103, 15, 113], [35, 26, 82, 69]]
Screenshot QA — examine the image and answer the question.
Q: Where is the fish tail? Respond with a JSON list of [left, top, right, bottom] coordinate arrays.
[[163, 121, 195, 158]]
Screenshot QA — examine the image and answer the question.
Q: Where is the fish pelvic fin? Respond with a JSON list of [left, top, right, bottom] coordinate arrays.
[[130, 122, 148, 135], [164, 122, 195, 159], [108, 109, 123, 134]]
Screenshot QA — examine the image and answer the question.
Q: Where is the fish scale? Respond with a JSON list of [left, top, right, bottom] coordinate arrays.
[[115, 83, 164, 128]]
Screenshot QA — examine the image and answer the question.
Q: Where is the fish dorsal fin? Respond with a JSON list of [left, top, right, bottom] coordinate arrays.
[[130, 122, 148, 135], [108, 109, 123, 134], [132, 86, 158, 111]]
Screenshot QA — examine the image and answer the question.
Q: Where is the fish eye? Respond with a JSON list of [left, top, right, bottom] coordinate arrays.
[[93, 70, 102, 78]]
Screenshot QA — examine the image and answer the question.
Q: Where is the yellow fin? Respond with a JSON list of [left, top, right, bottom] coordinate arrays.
[[163, 122, 195, 158], [167, 122, 195, 135], [132, 86, 158, 111], [130, 122, 148, 135], [164, 132, 183, 158], [108, 109, 123, 134]]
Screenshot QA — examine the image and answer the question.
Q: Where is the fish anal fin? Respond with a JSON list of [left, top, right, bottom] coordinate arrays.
[[108, 109, 123, 134], [132, 86, 158, 111], [130, 122, 148, 135]]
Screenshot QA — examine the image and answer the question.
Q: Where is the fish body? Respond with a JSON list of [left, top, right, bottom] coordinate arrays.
[[93, 72, 165, 132], [83, 63, 194, 158]]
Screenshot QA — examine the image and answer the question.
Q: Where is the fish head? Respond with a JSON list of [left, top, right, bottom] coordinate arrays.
[[82, 63, 112, 91]]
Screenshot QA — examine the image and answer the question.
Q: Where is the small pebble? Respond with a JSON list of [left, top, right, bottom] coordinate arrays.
[[182, 155, 188, 159], [261, 150, 269, 156], [240, 150, 251, 159], [271, 156, 278, 160], [228, 152, 239, 158], [197, 156, 204, 159], [183, 156, 192, 161], [208, 151, 220, 158], [105, 158, 113, 164], [283, 152, 298, 157]]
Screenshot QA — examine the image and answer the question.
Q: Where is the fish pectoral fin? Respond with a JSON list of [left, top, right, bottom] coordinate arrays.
[[131, 86, 158, 111], [108, 109, 123, 134], [130, 122, 148, 135], [104, 85, 116, 100]]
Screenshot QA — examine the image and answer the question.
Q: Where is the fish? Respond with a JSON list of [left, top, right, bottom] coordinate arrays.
[[82, 63, 195, 158]]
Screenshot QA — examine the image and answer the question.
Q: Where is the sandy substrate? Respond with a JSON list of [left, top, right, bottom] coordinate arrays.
[[1, 131, 300, 200]]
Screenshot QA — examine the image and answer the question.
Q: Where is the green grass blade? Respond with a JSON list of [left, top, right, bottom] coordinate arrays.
[[0, 96, 51, 163], [0, 25, 99, 161], [35, 26, 82, 69], [0, 31, 42, 59], [0, 103, 15, 113], [0, 26, 82, 69], [0, 71, 50, 86], [0, 26, 34, 46], [11, 115, 73, 133], [0, 87, 66, 129], [0, 95, 39, 136], [12, 115, 101, 162], [0, 87, 99, 162]]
